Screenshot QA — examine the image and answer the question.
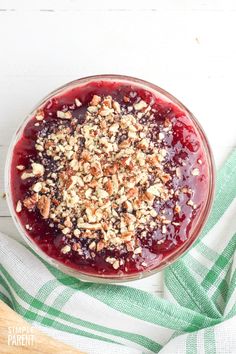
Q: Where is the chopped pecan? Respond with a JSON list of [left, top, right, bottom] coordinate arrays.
[[81, 150, 91, 162], [97, 240, 105, 252], [88, 179, 98, 188], [105, 180, 113, 195], [77, 222, 102, 230], [160, 173, 171, 184], [21, 170, 34, 180], [64, 216, 73, 228], [102, 96, 112, 108], [16, 200, 22, 213], [23, 193, 39, 210], [57, 111, 72, 119], [32, 163, 45, 177], [90, 162, 103, 177], [123, 95, 130, 102], [119, 139, 131, 149], [126, 188, 138, 199], [112, 101, 121, 113], [37, 195, 51, 219], [16, 165, 25, 171], [90, 95, 101, 106]]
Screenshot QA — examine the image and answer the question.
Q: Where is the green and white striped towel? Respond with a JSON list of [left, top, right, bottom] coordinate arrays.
[[0, 150, 236, 354]]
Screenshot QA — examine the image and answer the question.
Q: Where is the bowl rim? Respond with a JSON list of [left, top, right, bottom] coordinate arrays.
[[5, 74, 216, 283]]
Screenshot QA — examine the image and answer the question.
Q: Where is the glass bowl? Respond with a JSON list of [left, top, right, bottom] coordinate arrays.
[[5, 75, 215, 283]]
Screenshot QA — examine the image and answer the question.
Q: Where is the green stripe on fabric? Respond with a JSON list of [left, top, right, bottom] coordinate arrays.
[[211, 259, 233, 314], [225, 303, 236, 319], [0, 273, 131, 348], [43, 258, 216, 330], [26, 248, 218, 332], [0, 267, 161, 353], [0, 274, 119, 345], [0, 274, 18, 311], [197, 149, 236, 243], [165, 268, 204, 313], [201, 233, 236, 291], [166, 261, 221, 319], [81, 283, 219, 331], [204, 327, 216, 354], [183, 254, 209, 279], [195, 242, 219, 263], [42, 287, 79, 327], [212, 280, 229, 314], [225, 268, 236, 305], [0, 290, 12, 308], [186, 332, 198, 354], [24, 280, 59, 320]]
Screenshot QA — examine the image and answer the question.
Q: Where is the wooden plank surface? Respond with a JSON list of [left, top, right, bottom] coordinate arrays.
[[0, 300, 84, 353], [0, 0, 236, 296]]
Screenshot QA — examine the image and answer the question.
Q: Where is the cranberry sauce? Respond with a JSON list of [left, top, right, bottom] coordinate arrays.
[[10, 80, 210, 277]]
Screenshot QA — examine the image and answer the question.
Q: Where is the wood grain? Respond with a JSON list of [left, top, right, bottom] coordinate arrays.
[[0, 300, 84, 353]]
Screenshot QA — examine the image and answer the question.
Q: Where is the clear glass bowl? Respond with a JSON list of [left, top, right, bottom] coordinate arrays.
[[5, 75, 215, 283]]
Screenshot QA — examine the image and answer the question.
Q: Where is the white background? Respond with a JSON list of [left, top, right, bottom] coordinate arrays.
[[0, 0, 236, 295]]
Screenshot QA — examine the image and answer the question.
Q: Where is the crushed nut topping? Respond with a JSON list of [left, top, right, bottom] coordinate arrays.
[[16, 93, 201, 270]]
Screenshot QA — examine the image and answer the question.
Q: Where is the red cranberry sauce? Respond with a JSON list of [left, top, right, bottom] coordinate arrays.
[[11, 80, 209, 277]]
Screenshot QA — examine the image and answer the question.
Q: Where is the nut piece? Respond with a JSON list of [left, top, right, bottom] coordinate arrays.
[[57, 111, 72, 119], [112, 101, 121, 113], [32, 163, 45, 177], [162, 225, 167, 234], [73, 229, 80, 237], [21, 171, 34, 180], [16, 165, 25, 171], [32, 182, 42, 192], [23, 194, 38, 210], [187, 199, 195, 208], [97, 188, 109, 199], [112, 260, 120, 269], [174, 203, 181, 213], [97, 240, 105, 252], [61, 245, 71, 254], [77, 223, 102, 230], [75, 98, 82, 107], [147, 184, 162, 197], [191, 168, 199, 176], [16, 200, 22, 213], [176, 167, 181, 178], [119, 139, 130, 149], [105, 180, 113, 195], [35, 110, 44, 121], [37, 195, 51, 219], [133, 100, 147, 111], [99, 108, 113, 117], [90, 95, 101, 106], [62, 227, 71, 235], [106, 256, 120, 269], [137, 138, 149, 150]]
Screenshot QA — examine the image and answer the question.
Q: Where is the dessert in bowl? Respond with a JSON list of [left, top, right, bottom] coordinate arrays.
[[6, 75, 215, 282]]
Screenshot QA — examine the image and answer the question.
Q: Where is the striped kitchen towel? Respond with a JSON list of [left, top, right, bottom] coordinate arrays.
[[0, 150, 236, 354]]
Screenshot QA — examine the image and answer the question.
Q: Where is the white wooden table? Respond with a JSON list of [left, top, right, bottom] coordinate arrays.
[[1, 0, 236, 296]]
